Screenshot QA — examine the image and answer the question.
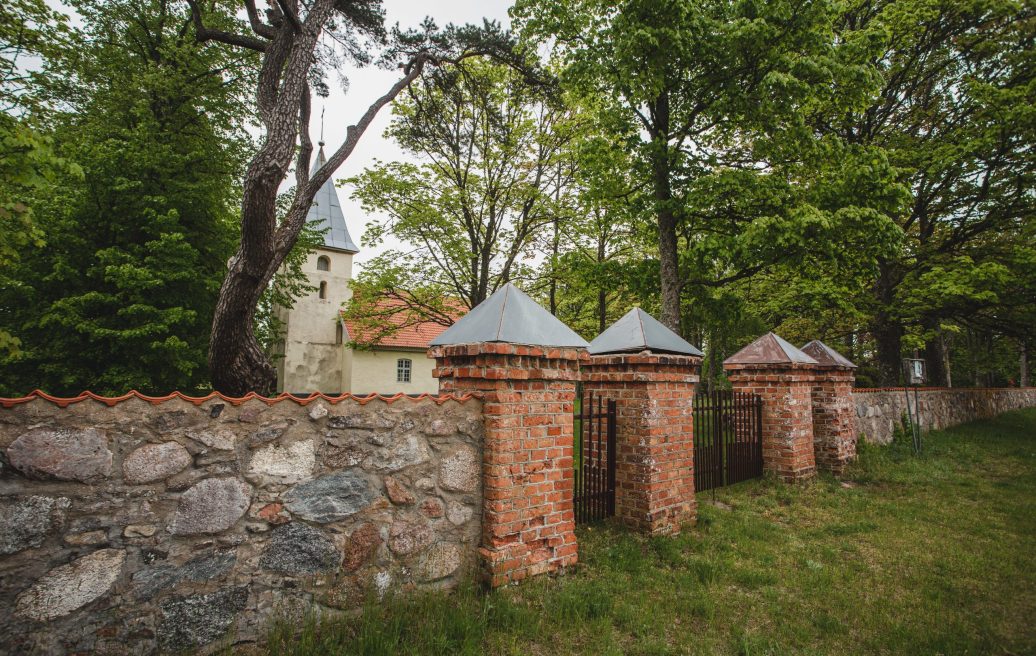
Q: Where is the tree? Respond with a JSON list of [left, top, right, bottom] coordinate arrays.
[[513, 0, 901, 334], [0, 0, 78, 357], [186, 0, 522, 394], [0, 0, 253, 395], [345, 60, 575, 340], [831, 0, 1035, 385]]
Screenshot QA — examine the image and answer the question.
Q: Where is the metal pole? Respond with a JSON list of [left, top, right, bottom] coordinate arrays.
[[913, 385, 922, 454], [902, 384, 913, 448]]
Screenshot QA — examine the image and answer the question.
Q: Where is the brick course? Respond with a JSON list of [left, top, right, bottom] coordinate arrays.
[[724, 363, 818, 482], [431, 343, 584, 586], [581, 353, 701, 535], [810, 367, 857, 474]]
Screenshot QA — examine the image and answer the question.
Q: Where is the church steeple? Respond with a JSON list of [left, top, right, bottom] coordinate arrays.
[[307, 144, 359, 253]]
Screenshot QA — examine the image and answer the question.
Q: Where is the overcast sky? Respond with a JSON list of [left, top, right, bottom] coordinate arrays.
[[315, 0, 514, 272]]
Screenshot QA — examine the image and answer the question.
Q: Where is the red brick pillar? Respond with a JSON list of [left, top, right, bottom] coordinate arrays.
[[724, 363, 818, 482], [809, 366, 857, 474], [580, 353, 701, 535], [431, 343, 585, 587]]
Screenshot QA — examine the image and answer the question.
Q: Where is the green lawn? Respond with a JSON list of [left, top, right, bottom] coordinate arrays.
[[261, 408, 1036, 656]]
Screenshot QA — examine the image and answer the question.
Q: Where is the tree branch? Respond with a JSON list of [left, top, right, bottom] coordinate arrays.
[[186, 0, 267, 52], [275, 0, 303, 33], [244, 0, 276, 39]]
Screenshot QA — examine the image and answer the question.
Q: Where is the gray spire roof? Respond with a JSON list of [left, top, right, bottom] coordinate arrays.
[[589, 308, 703, 356], [307, 145, 359, 254], [724, 332, 818, 366], [429, 283, 589, 348], [801, 340, 857, 368]]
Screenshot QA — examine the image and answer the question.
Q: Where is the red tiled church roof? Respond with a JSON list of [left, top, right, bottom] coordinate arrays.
[[341, 299, 459, 349]]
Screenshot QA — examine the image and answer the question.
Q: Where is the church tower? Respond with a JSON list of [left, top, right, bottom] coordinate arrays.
[[274, 143, 359, 393]]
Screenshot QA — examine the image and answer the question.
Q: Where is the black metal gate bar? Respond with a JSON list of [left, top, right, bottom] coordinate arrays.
[[693, 390, 763, 492], [574, 392, 617, 524]]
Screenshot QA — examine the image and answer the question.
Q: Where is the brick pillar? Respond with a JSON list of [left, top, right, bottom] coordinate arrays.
[[431, 343, 584, 587], [724, 363, 818, 482], [580, 353, 700, 535], [810, 366, 857, 474]]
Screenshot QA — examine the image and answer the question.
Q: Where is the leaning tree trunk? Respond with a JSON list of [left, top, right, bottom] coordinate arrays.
[[205, 26, 427, 393], [189, 0, 476, 395]]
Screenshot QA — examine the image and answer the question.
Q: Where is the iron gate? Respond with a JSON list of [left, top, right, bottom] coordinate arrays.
[[574, 392, 616, 524], [694, 390, 763, 491]]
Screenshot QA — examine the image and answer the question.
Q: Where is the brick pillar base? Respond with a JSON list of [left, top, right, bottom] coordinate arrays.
[[581, 353, 701, 535], [725, 363, 817, 482], [811, 367, 857, 474], [431, 343, 584, 586]]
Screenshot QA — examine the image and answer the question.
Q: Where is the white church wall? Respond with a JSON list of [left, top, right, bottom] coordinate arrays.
[[350, 348, 438, 395]]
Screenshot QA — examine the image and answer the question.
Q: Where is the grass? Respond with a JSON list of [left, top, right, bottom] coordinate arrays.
[[255, 408, 1036, 655]]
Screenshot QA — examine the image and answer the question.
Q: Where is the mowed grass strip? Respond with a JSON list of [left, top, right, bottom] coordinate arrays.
[[258, 408, 1036, 656]]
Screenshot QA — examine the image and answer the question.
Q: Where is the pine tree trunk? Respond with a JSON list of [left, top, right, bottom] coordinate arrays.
[[205, 37, 426, 395]]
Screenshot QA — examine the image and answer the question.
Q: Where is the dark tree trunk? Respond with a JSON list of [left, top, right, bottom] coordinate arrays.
[[1021, 341, 1029, 387], [922, 319, 949, 387], [649, 92, 681, 332], [707, 336, 718, 394], [549, 225, 559, 315], [871, 261, 903, 385], [597, 232, 607, 333]]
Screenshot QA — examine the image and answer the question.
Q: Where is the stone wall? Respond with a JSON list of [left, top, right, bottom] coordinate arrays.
[[853, 387, 1036, 444], [0, 393, 482, 655]]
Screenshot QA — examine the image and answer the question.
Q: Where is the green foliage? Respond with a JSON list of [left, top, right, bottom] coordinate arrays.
[[0, 0, 254, 395], [346, 59, 575, 339], [514, 0, 907, 379], [0, 0, 80, 357]]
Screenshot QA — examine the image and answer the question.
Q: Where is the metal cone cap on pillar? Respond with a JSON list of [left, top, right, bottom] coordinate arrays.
[[800, 340, 857, 368], [588, 308, 703, 356], [723, 332, 818, 366], [429, 283, 589, 348]]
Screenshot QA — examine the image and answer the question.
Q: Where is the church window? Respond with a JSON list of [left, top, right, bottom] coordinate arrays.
[[397, 358, 412, 383], [319, 281, 327, 299], [317, 255, 330, 271], [335, 321, 343, 345]]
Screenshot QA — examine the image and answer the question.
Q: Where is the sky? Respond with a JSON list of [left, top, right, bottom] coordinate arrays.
[[313, 0, 514, 272]]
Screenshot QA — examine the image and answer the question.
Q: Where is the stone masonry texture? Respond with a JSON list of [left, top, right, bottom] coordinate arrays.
[[853, 387, 1036, 444], [431, 343, 583, 587], [581, 353, 701, 535], [0, 395, 482, 655], [725, 363, 818, 482]]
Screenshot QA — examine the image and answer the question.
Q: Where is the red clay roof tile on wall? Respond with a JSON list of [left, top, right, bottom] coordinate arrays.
[[0, 389, 477, 409]]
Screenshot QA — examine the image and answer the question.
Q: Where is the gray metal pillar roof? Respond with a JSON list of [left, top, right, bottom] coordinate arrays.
[[724, 332, 818, 366], [801, 340, 857, 368], [588, 308, 703, 356], [429, 283, 589, 348]]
